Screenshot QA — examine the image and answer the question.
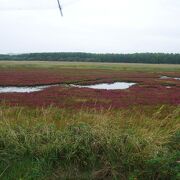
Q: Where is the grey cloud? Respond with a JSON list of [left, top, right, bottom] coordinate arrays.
[[0, 0, 179, 53]]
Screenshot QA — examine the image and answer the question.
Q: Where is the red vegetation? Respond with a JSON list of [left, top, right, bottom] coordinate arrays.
[[0, 69, 179, 109]]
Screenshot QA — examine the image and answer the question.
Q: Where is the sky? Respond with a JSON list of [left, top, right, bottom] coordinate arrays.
[[0, 0, 180, 54]]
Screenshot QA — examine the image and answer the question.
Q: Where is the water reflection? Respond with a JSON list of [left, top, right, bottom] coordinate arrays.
[[0, 85, 54, 93], [160, 76, 180, 80], [0, 81, 137, 93], [71, 82, 136, 90]]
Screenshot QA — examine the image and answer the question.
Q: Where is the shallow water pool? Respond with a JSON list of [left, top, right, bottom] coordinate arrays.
[[71, 82, 136, 90], [0, 85, 54, 93], [160, 76, 180, 80], [0, 81, 137, 93]]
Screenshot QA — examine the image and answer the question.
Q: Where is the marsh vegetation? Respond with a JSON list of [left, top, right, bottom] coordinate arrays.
[[0, 105, 179, 179], [0, 61, 179, 179]]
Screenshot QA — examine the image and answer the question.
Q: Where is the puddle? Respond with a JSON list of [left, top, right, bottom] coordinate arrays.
[[0, 85, 57, 93], [71, 82, 136, 90], [0, 81, 136, 93], [160, 76, 180, 80]]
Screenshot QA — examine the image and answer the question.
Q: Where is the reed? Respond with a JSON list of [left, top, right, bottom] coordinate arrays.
[[0, 105, 179, 179]]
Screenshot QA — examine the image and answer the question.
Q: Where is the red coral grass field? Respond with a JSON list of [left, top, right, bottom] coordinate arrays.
[[0, 62, 180, 179], [0, 68, 179, 109]]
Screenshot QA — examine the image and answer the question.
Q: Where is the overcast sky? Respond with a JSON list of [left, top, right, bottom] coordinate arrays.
[[0, 0, 180, 54]]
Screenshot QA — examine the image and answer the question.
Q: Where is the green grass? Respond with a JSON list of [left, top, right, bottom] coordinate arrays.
[[0, 105, 179, 179], [0, 61, 180, 72], [0, 61, 179, 179]]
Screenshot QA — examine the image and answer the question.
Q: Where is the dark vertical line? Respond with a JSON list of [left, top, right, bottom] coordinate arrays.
[[57, 0, 63, 16]]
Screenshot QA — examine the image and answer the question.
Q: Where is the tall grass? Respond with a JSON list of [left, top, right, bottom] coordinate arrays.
[[0, 61, 180, 72], [0, 105, 179, 179]]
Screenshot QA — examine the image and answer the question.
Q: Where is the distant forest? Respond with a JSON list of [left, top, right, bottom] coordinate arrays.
[[0, 53, 180, 64]]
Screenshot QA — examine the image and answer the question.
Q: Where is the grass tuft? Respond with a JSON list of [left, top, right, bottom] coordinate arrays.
[[0, 105, 179, 179]]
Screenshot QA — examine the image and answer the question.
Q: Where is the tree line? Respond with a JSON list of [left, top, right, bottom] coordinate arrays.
[[0, 52, 180, 64]]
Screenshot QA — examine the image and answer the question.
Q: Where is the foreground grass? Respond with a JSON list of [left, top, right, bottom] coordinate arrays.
[[0, 105, 179, 179], [0, 61, 180, 72]]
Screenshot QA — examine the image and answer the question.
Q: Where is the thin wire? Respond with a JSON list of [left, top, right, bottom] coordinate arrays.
[[0, 0, 81, 12], [57, 0, 63, 16]]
